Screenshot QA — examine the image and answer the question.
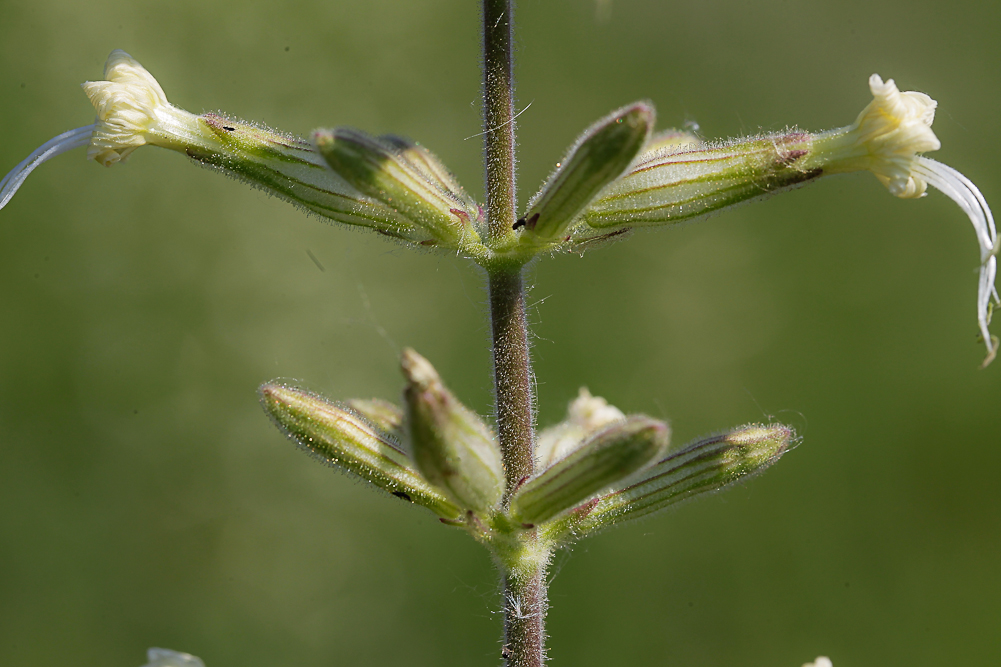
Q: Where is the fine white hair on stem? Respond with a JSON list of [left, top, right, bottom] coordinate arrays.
[[0, 125, 95, 211], [913, 156, 1000, 363]]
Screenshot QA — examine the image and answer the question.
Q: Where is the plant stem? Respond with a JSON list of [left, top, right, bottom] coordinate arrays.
[[489, 269, 547, 667], [482, 0, 517, 242], [502, 558, 548, 667], [482, 2, 547, 665], [488, 269, 535, 495]]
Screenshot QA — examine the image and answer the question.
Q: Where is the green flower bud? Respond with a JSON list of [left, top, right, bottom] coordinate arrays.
[[520, 102, 654, 242], [510, 415, 670, 526], [260, 381, 462, 520], [535, 388, 626, 469], [547, 423, 794, 542], [314, 128, 482, 249], [401, 348, 504, 513]]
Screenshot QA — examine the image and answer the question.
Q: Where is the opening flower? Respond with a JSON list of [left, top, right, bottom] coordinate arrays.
[[0, 50, 483, 253], [813, 76, 998, 364], [82, 49, 203, 165], [577, 75, 999, 365]]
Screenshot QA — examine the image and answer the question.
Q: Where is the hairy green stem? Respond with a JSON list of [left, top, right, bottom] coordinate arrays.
[[482, 0, 517, 242], [488, 269, 536, 497], [482, 2, 546, 665], [502, 555, 548, 667]]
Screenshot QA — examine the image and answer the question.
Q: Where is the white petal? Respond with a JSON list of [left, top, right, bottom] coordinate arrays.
[[912, 156, 999, 363], [0, 125, 94, 211]]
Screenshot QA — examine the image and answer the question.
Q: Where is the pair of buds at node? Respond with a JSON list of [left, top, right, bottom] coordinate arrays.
[[260, 349, 794, 547], [1, 51, 996, 364]]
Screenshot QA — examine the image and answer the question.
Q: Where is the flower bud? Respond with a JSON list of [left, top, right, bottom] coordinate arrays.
[[535, 387, 626, 469], [544, 423, 793, 543], [378, 134, 482, 218], [314, 128, 481, 248], [520, 102, 654, 241], [401, 348, 504, 513], [510, 415, 670, 525], [260, 382, 462, 520]]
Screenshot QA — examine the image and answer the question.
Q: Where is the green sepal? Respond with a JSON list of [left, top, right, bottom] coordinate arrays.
[[346, 398, 404, 436]]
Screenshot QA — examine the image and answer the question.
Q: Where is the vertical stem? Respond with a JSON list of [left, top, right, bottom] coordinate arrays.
[[488, 268, 535, 496], [489, 267, 546, 667], [482, 0, 517, 241], [482, 2, 546, 665], [503, 560, 548, 667]]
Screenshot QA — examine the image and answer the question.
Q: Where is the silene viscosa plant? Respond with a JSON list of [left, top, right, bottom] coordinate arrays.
[[2, 4, 997, 666]]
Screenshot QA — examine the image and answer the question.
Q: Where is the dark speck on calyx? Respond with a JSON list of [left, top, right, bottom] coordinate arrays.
[[223, 126, 235, 132]]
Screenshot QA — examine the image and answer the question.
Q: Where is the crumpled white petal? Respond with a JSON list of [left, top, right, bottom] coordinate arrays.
[[851, 74, 941, 198], [82, 49, 197, 166]]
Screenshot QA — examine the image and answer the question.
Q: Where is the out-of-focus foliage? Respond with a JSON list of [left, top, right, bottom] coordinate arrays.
[[0, 1, 998, 666]]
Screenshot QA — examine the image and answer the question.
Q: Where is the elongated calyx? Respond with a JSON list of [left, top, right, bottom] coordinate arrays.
[[542, 423, 795, 544], [573, 75, 998, 364], [259, 374, 794, 554], [401, 348, 504, 513]]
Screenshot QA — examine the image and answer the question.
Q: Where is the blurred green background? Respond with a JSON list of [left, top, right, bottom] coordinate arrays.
[[1, 1, 999, 665]]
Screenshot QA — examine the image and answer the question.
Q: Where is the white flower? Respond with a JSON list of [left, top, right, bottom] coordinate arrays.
[[1, 50, 204, 209], [817, 75, 940, 198], [801, 658, 833, 667], [82, 50, 203, 166], [814, 75, 999, 365], [849, 75, 940, 197], [142, 648, 205, 667]]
